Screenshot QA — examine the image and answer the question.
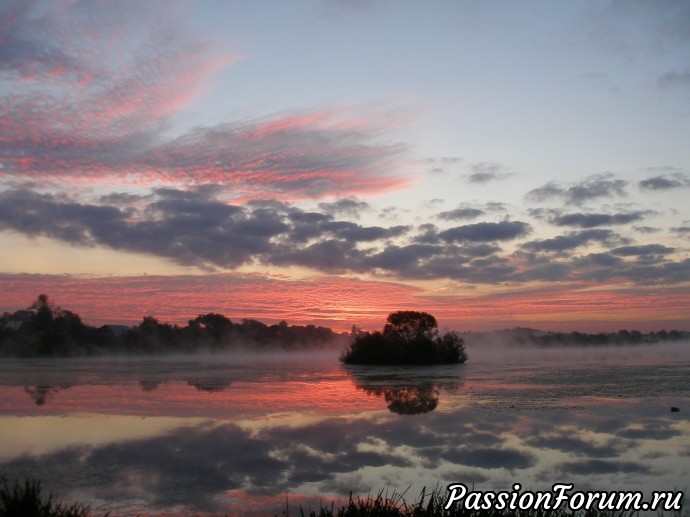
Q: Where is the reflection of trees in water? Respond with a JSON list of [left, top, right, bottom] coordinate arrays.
[[386, 385, 439, 414], [138, 377, 233, 393], [24, 385, 66, 406], [362, 384, 439, 414], [18, 372, 233, 406], [347, 367, 463, 415], [186, 379, 232, 392], [139, 376, 232, 393], [139, 379, 162, 392]]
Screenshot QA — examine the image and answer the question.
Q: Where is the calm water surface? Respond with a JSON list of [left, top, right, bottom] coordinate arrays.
[[0, 343, 689, 516]]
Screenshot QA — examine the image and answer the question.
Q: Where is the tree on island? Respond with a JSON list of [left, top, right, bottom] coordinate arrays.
[[341, 311, 467, 365]]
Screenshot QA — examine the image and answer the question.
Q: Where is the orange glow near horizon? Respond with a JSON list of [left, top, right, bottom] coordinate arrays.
[[1, 273, 689, 333]]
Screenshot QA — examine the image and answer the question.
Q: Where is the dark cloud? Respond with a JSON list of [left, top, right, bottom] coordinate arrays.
[[526, 182, 565, 202], [657, 69, 690, 91], [466, 162, 512, 184], [556, 459, 651, 475], [366, 244, 445, 273], [363, 244, 517, 282], [412, 223, 441, 244], [634, 226, 659, 234], [611, 245, 675, 256], [0, 189, 126, 246], [320, 221, 409, 242], [437, 208, 485, 221], [439, 221, 531, 243], [552, 212, 646, 228], [442, 446, 536, 470], [0, 1, 87, 80], [468, 172, 500, 184], [99, 192, 152, 205], [516, 261, 573, 282], [462, 244, 501, 257], [270, 239, 363, 273], [0, 188, 411, 273], [378, 206, 401, 221], [574, 253, 623, 268], [1, 188, 688, 286], [524, 434, 628, 458], [317, 198, 370, 218], [522, 229, 621, 253], [639, 175, 688, 190], [625, 258, 690, 284], [0, 190, 344, 270], [526, 174, 628, 205], [526, 207, 552, 220], [484, 202, 507, 212], [565, 174, 629, 204], [566, 255, 690, 285]]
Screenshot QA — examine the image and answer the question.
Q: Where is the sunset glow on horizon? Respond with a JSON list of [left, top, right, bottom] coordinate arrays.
[[1, 1, 689, 334]]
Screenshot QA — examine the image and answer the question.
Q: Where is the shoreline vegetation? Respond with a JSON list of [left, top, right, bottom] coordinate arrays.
[[2, 477, 682, 517], [1, 294, 689, 358], [0, 294, 343, 357]]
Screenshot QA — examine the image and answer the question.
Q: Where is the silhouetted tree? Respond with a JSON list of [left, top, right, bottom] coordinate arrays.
[[341, 311, 466, 365], [29, 293, 54, 332], [192, 313, 233, 343], [383, 311, 438, 342]]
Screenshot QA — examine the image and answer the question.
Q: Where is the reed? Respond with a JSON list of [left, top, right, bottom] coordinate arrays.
[[2, 478, 684, 517], [0, 476, 93, 517]]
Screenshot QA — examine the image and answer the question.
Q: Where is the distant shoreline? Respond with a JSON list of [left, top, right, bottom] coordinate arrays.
[[2, 295, 688, 358]]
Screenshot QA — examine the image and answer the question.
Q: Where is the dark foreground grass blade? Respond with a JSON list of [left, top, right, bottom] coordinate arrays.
[[0, 476, 93, 517]]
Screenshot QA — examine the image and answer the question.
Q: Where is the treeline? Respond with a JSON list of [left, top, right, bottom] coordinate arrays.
[[464, 327, 690, 348], [0, 294, 343, 357]]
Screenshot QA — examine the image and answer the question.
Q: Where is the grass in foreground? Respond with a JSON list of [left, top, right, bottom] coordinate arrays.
[[0, 476, 93, 517], [2, 478, 684, 517]]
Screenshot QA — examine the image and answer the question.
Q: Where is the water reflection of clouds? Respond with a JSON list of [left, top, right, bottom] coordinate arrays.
[[556, 459, 652, 475], [523, 431, 630, 458], [2, 402, 687, 515], [1, 357, 689, 514]]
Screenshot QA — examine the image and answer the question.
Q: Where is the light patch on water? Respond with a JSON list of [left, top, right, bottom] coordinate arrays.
[[0, 414, 209, 461]]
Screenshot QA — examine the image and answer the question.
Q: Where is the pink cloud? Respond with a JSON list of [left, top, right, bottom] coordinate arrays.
[[0, 1, 413, 201]]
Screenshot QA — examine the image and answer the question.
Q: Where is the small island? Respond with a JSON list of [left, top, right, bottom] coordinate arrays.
[[341, 310, 467, 365]]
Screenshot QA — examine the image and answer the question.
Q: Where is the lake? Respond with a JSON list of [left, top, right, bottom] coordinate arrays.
[[0, 342, 689, 516]]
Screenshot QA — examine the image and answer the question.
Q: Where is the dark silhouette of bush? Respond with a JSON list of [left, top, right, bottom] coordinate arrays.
[[341, 311, 467, 365], [0, 476, 91, 517]]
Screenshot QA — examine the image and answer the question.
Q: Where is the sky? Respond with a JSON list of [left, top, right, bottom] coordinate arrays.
[[1, 0, 689, 333]]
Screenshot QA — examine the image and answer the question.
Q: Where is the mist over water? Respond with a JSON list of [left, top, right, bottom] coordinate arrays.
[[465, 338, 690, 365], [0, 341, 688, 516]]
